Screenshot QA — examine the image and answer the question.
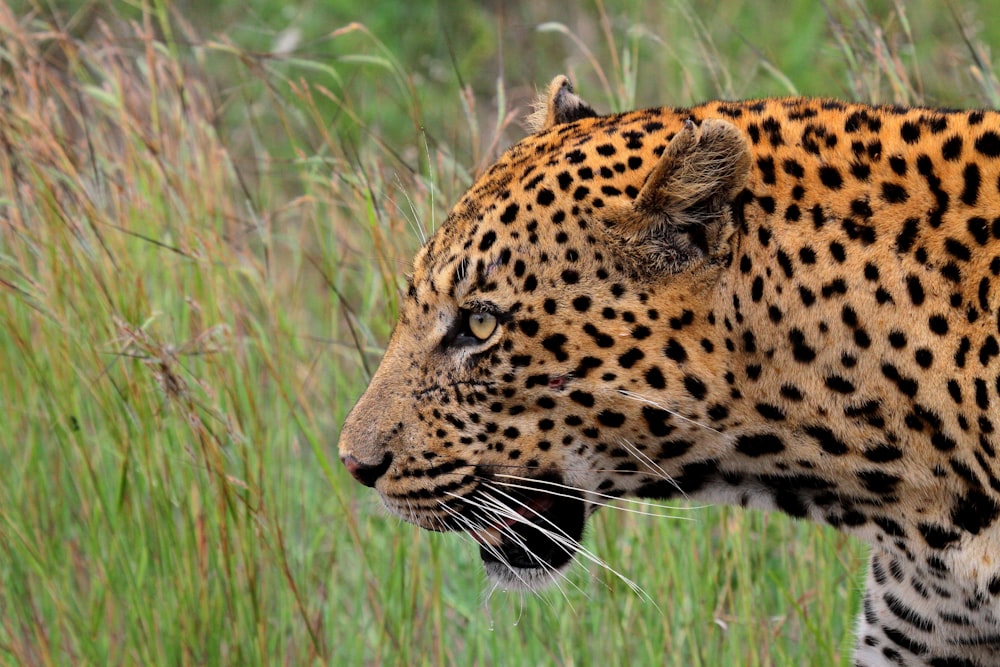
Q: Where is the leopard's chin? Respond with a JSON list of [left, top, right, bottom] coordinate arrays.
[[465, 475, 587, 591]]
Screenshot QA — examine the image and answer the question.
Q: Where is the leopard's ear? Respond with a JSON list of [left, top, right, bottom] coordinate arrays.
[[613, 118, 751, 273], [526, 75, 598, 133]]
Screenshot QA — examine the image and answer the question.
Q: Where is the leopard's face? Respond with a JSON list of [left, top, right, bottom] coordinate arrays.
[[342, 211, 605, 584], [340, 80, 750, 588]]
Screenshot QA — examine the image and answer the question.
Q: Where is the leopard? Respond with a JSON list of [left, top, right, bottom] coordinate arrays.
[[338, 75, 1000, 667]]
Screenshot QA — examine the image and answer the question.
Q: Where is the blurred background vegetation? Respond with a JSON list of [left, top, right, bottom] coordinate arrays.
[[2, 1, 999, 665], [14, 1, 1000, 158]]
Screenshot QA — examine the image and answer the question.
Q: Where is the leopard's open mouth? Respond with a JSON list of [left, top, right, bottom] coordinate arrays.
[[455, 474, 587, 590]]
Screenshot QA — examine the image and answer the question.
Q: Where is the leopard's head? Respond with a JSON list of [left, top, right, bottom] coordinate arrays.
[[339, 76, 750, 589]]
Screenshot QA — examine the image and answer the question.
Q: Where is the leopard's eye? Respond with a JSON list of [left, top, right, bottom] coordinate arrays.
[[467, 311, 498, 341]]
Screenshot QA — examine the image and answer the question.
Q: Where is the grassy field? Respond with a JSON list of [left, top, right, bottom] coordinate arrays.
[[2, 1, 999, 665]]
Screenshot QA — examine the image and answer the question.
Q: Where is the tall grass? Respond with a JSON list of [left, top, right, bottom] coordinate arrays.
[[1, 1, 998, 665]]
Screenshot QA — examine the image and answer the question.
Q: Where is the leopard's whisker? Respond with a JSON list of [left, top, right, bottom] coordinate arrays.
[[616, 389, 721, 435], [490, 471, 705, 510], [470, 491, 589, 603], [437, 501, 537, 593], [478, 484, 655, 606], [467, 502, 580, 604], [488, 475, 698, 521], [478, 462, 681, 475], [441, 491, 578, 602], [615, 436, 688, 499]]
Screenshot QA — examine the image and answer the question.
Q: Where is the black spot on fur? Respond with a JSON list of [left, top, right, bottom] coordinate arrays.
[[542, 334, 569, 362], [858, 470, 901, 494], [735, 434, 786, 457], [789, 328, 816, 363], [901, 121, 921, 143], [919, 522, 961, 549], [881, 182, 908, 203], [478, 231, 497, 251], [664, 339, 688, 362], [825, 375, 856, 394], [974, 131, 1000, 157], [641, 406, 674, 437], [683, 375, 707, 400], [907, 275, 925, 305], [597, 410, 627, 428], [617, 348, 645, 369], [802, 425, 847, 456], [951, 489, 1000, 534], [499, 203, 519, 224], [818, 165, 843, 189], [644, 366, 666, 389], [961, 163, 981, 206], [755, 403, 787, 421]]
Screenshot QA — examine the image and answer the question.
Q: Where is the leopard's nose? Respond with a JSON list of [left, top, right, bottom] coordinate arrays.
[[341, 452, 393, 488]]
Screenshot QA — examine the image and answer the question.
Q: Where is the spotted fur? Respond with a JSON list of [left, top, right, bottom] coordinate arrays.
[[340, 75, 1000, 666]]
